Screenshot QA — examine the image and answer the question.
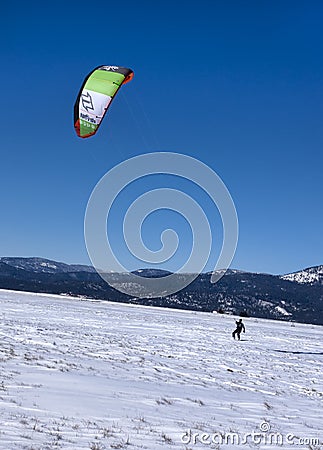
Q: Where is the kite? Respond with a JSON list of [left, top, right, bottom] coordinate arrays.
[[74, 65, 134, 138]]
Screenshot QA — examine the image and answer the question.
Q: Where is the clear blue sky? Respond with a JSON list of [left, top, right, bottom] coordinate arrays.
[[1, 1, 322, 275]]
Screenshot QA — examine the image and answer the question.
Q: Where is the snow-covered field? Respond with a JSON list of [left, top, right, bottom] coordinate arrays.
[[0, 289, 322, 450]]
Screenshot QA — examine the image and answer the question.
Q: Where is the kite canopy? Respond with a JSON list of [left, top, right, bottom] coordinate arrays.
[[74, 65, 134, 138]]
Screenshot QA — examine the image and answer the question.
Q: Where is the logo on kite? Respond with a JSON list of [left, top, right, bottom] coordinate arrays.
[[74, 65, 134, 139], [102, 65, 119, 71], [81, 92, 94, 112]]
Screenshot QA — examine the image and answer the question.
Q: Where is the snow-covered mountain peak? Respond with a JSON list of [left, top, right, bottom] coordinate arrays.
[[280, 265, 323, 285], [0, 257, 95, 274]]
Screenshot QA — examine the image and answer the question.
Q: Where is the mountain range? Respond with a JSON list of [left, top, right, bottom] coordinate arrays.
[[0, 257, 322, 325]]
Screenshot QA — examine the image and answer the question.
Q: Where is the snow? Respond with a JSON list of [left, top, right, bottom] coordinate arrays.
[[40, 263, 58, 270], [281, 265, 323, 285], [0, 289, 322, 449], [274, 306, 292, 316]]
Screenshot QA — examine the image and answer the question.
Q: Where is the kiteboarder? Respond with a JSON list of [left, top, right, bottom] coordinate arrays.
[[232, 319, 245, 340]]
